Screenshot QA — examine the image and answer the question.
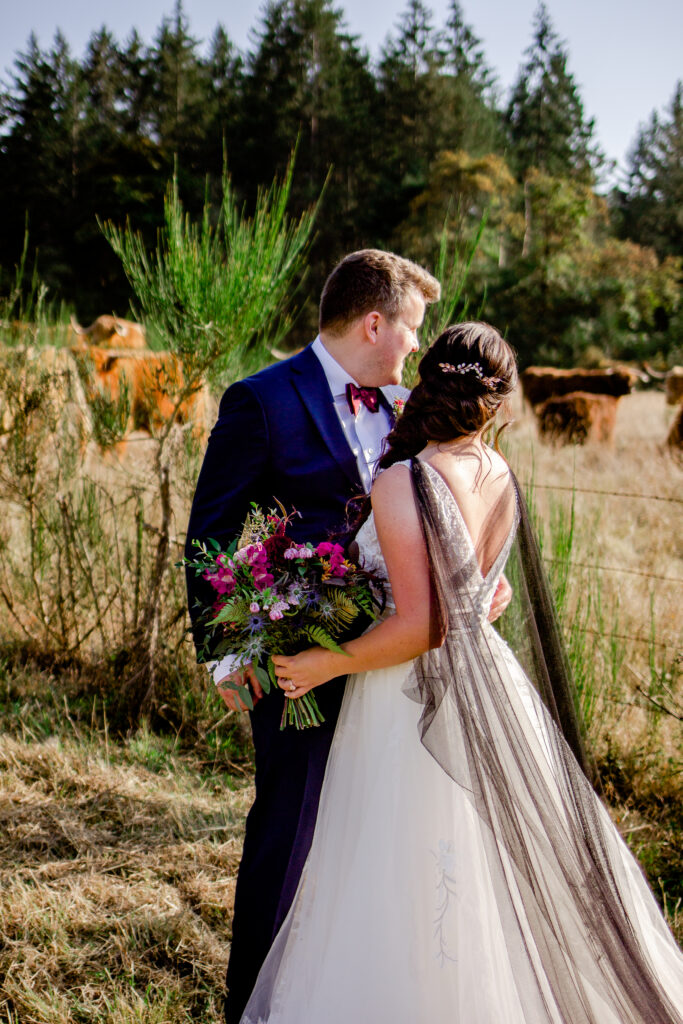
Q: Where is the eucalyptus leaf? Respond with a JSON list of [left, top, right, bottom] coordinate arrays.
[[254, 663, 272, 694]]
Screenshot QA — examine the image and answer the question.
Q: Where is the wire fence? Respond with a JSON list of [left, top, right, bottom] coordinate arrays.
[[579, 627, 680, 651], [523, 481, 683, 505], [543, 557, 683, 586], [524, 480, 682, 654]]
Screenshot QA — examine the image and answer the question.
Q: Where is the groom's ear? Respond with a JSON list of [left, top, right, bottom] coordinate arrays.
[[363, 310, 381, 344]]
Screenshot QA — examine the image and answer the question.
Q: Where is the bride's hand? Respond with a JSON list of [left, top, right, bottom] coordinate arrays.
[[272, 648, 337, 697]]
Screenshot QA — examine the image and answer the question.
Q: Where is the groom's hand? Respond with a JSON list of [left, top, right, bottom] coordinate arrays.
[[488, 574, 512, 622], [216, 664, 264, 712]]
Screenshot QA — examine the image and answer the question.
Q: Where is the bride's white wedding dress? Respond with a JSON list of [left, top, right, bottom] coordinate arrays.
[[241, 460, 683, 1023]]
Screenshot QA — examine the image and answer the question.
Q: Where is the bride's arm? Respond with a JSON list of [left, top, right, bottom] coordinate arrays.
[[272, 464, 441, 696]]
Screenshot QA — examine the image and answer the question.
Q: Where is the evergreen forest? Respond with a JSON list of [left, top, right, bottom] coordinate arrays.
[[1, 0, 681, 368]]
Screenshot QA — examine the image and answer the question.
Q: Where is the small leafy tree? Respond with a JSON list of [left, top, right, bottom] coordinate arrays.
[[102, 153, 318, 390], [100, 153, 320, 709]]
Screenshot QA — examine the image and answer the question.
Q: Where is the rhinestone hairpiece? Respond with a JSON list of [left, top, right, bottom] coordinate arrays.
[[438, 361, 501, 387]]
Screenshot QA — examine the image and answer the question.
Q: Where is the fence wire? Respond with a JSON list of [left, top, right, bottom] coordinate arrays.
[[543, 557, 683, 586], [523, 481, 683, 504]]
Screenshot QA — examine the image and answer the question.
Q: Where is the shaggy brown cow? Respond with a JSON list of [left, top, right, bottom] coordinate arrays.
[[70, 315, 147, 350], [665, 367, 683, 406], [520, 366, 638, 407], [667, 403, 683, 450], [74, 347, 210, 443], [536, 391, 619, 445]]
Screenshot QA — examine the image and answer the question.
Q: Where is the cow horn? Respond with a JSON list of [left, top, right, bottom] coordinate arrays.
[[70, 315, 86, 335], [642, 361, 667, 381], [113, 320, 129, 338]]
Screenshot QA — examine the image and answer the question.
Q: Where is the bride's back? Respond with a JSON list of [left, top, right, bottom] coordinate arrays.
[[419, 444, 515, 579]]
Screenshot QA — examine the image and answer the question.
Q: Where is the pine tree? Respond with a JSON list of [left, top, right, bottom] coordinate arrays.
[[505, 3, 603, 182], [203, 26, 244, 181], [376, 0, 447, 234], [118, 30, 155, 140], [617, 81, 683, 260], [76, 28, 165, 315], [0, 32, 85, 298], [236, 0, 378, 290], [148, 0, 209, 190], [437, 1, 501, 157]]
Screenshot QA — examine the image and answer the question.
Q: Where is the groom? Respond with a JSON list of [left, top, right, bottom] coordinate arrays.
[[185, 249, 441, 1021]]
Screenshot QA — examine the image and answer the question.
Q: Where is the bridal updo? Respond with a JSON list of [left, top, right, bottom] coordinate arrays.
[[379, 322, 517, 470]]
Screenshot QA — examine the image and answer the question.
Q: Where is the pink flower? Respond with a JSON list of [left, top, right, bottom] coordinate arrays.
[[268, 599, 290, 621], [252, 567, 275, 591], [316, 541, 345, 564], [203, 564, 235, 596], [318, 540, 351, 580], [234, 542, 269, 566], [249, 602, 260, 613], [233, 542, 274, 590], [284, 544, 314, 560]]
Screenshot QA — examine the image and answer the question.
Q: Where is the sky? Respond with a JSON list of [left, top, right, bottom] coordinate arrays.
[[1, 0, 681, 183]]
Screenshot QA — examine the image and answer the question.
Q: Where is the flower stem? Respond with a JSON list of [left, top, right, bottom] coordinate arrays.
[[280, 691, 325, 730]]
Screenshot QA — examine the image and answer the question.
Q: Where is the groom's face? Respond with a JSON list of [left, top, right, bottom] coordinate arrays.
[[374, 289, 425, 385]]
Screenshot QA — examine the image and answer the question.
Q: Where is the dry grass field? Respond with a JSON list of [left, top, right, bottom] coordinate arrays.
[[0, 385, 681, 1022], [0, 682, 252, 1024]]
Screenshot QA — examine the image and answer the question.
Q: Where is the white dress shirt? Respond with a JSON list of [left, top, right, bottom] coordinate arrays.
[[209, 338, 403, 686], [310, 335, 392, 491]]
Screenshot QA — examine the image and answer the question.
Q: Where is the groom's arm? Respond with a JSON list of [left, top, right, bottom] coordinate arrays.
[[185, 379, 270, 658]]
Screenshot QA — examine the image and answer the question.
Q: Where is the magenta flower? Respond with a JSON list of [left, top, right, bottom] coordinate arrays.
[[203, 564, 235, 596], [316, 541, 345, 563]]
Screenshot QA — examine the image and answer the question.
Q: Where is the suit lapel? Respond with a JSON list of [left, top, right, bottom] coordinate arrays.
[[290, 346, 362, 489]]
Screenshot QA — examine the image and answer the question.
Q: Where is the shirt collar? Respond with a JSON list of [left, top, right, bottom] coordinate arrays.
[[311, 335, 358, 399]]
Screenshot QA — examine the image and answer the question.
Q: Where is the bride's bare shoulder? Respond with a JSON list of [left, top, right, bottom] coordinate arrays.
[[371, 461, 412, 499], [370, 462, 419, 521]]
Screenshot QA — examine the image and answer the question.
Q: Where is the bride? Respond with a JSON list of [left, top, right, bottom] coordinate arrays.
[[242, 322, 683, 1023]]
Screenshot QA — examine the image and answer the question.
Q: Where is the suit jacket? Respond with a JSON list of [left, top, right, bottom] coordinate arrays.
[[185, 343, 397, 657]]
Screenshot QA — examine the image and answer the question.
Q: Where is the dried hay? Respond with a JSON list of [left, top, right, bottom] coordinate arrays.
[[0, 731, 252, 1022]]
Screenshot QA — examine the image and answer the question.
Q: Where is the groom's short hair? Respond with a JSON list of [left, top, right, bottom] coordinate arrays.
[[319, 249, 440, 335]]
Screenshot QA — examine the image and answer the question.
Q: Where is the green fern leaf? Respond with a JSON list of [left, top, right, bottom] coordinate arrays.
[[304, 625, 347, 654]]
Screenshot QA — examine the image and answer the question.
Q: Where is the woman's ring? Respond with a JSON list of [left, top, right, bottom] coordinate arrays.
[[288, 682, 296, 692]]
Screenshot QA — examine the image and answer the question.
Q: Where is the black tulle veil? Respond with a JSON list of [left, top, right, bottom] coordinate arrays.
[[406, 457, 681, 1024]]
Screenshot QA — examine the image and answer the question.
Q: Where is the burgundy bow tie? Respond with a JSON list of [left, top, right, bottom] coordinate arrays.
[[346, 382, 380, 416]]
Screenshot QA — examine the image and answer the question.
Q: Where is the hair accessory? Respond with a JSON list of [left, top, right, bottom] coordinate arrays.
[[438, 361, 501, 387]]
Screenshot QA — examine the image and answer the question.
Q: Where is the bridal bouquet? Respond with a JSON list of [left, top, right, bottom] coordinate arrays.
[[184, 504, 384, 729]]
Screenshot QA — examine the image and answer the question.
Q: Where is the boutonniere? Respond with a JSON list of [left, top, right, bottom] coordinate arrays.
[[392, 396, 406, 420]]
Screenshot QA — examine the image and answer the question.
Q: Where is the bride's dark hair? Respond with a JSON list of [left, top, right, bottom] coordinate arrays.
[[379, 321, 517, 470]]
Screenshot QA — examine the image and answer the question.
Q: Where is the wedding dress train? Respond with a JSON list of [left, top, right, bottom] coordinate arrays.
[[241, 459, 683, 1023]]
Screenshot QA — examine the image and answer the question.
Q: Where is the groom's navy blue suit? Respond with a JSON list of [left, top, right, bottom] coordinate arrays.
[[185, 344, 389, 1024]]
